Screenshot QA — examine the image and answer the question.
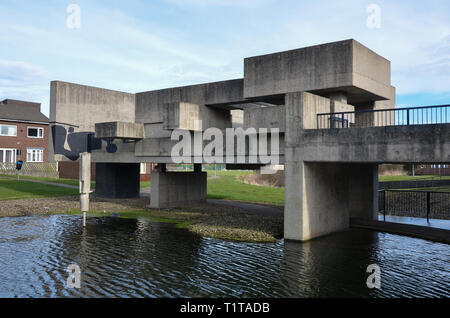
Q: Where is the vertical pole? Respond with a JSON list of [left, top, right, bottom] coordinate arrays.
[[383, 190, 386, 222], [79, 152, 91, 227], [426, 191, 431, 222]]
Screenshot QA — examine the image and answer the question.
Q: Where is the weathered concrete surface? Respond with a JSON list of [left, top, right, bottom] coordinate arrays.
[[290, 124, 450, 163], [244, 106, 285, 132], [135, 79, 244, 125], [95, 163, 140, 198], [95, 122, 144, 139], [244, 39, 392, 104], [150, 171, 207, 208], [50, 81, 135, 162], [163, 101, 231, 131]]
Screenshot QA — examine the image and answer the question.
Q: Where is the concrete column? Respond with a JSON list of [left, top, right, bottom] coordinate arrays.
[[284, 162, 378, 241], [329, 92, 348, 113], [95, 163, 140, 198], [150, 171, 207, 208]]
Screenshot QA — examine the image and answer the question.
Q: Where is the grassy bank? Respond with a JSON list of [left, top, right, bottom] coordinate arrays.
[[379, 175, 450, 182], [67, 205, 283, 243], [207, 170, 284, 205], [0, 174, 150, 190], [0, 179, 79, 200]]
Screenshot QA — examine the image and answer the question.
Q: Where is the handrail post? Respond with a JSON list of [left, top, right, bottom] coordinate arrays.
[[383, 190, 386, 222], [407, 109, 410, 125], [426, 192, 430, 222]]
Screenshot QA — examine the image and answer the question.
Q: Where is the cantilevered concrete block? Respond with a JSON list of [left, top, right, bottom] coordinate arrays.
[[95, 121, 144, 139], [244, 106, 286, 132], [244, 39, 392, 104], [135, 79, 244, 124], [163, 101, 231, 131]]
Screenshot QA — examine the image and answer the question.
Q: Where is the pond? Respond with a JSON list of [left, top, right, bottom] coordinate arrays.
[[0, 215, 448, 297]]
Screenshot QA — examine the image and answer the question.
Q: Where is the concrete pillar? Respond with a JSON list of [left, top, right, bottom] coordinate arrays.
[[95, 163, 140, 198], [79, 152, 91, 213], [150, 171, 207, 208], [284, 162, 378, 241], [329, 92, 348, 113]]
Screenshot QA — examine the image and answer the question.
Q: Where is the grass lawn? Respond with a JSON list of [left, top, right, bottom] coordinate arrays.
[[207, 170, 285, 205], [400, 186, 450, 192], [0, 174, 94, 188], [379, 175, 450, 182], [1, 174, 151, 189], [0, 179, 79, 200]]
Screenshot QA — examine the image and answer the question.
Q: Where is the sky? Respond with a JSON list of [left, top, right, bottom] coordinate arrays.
[[1, 0, 450, 117]]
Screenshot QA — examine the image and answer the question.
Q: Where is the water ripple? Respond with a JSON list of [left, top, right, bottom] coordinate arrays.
[[0, 215, 448, 298]]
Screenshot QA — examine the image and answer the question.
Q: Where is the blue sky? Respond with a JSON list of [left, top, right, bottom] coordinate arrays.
[[1, 0, 450, 116]]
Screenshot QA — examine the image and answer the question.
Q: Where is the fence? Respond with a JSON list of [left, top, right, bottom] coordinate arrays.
[[317, 104, 450, 129], [0, 162, 59, 179], [378, 189, 450, 221]]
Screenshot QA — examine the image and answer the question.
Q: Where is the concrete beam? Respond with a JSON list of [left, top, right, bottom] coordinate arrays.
[[95, 121, 144, 139], [289, 124, 450, 164]]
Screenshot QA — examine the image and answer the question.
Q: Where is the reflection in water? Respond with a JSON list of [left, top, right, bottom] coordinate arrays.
[[0, 215, 448, 298]]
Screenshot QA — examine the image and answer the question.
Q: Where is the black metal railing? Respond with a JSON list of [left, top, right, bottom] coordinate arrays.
[[378, 189, 450, 221], [317, 104, 450, 129]]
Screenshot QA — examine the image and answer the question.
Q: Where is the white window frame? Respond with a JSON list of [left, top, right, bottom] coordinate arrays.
[[0, 148, 17, 163], [26, 148, 44, 163], [140, 163, 147, 174], [27, 126, 44, 138], [0, 124, 17, 137]]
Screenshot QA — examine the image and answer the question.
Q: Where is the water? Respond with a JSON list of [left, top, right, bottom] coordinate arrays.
[[0, 215, 448, 298]]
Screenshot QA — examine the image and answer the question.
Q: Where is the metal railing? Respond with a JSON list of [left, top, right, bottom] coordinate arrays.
[[378, 189, 450, 221], [317, 104, 450, 129]]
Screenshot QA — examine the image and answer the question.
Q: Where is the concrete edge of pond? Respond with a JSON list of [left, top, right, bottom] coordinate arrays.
[[350, 218, 450, 245]]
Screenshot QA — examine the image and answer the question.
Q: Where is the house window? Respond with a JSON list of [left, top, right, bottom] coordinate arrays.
[[0, 124, 17, 136], [0, 148, 17, 163], [26, 148, 44, 162], [140, 163, 147, 174], [27, 127, 44, 138]]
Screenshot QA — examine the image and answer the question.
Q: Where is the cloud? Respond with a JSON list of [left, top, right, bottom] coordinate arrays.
[[1, 0, 450, 114], [0, 60, 49, 101]]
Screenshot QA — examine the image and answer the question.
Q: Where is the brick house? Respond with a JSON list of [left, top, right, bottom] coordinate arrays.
[[0, 99, 49, 163]]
